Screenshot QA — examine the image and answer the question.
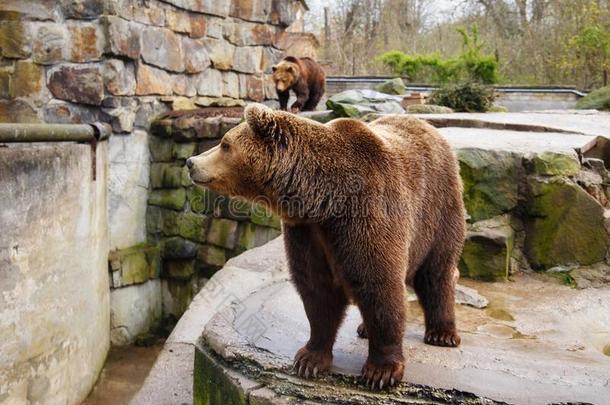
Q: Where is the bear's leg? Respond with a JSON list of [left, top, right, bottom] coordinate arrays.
[[303, 88, 323, 111], [284, 224, 348, 378], [413, 248, 461, 347], [278, 90, 290, 111]]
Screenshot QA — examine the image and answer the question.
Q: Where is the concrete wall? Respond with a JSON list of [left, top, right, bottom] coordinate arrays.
[[0, 141, 110, 404], [324, 79, 582, 112]]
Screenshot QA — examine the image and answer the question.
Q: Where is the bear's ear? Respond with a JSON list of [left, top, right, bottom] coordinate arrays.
[[272, 65, 278, 73], [244, 103, 287, 144]]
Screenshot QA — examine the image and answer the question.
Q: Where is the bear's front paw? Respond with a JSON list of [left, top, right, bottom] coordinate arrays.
[[424, 329, 461, 347], [361, 356, 404, 390], [293, 346, 332, 378]]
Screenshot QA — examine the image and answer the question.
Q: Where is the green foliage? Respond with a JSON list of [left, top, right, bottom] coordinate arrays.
[[377, 25, 499, 84], [576, 86, 610, 110], [429, 82, 496, 112]]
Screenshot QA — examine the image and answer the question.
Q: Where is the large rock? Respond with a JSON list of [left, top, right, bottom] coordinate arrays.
[[374, 78, 406, 95], [269, 0, 300, 27], [529, 151, 581, 177], [48, 64, 104, 105], [459, 216, 514, 281], [525, 178, 610, 269], [571, 263, 610, 288], [141, 27, 185, 73], [326, 90, 405, 118], [222, 71, 240, 98], [457, 149, 522, 222]]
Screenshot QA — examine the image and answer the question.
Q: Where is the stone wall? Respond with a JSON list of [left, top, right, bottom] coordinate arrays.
[[0, 0, 303, 345], [0, 142, 110, 404], [146, 108, 281, 322]]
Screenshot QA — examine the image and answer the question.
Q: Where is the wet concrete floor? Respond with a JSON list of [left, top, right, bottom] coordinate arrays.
[[82, 342, 164, 405]]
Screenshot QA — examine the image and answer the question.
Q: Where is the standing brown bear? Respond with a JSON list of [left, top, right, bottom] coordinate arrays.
[[272, 56, 326, 113], [187, 104, 465, 390]]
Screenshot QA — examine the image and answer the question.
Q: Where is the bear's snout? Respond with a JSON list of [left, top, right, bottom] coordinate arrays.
[[186, 157, 194, 169]]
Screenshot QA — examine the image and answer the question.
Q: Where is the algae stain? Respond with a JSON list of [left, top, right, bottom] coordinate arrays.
[[487, 307, 515, 321], [603, 344, 610, 356]]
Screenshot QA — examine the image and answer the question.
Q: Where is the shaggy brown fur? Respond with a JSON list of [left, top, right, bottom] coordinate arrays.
[[272, 56, 326, 113], [187, 104, 465, 390]]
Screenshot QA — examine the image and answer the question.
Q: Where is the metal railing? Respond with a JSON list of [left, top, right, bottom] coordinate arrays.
[[0, 123, 111, 143]]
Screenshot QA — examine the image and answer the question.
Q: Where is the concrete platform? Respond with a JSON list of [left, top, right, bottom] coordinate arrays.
[[197, 238, 610, 405]]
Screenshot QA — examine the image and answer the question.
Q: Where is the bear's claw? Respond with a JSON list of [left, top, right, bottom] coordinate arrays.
[[360, 358, 404, 390], [424, 329, 461, 347], [356, 323, 368, 339], [292, 346, 332, 379]]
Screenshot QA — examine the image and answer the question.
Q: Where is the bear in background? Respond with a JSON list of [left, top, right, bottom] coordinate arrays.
[[186, 104, 464, 390], [272, 56, 326, 113]]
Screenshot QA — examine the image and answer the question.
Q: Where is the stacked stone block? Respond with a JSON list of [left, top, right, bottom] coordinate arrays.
[[147, 109, 281, 320]]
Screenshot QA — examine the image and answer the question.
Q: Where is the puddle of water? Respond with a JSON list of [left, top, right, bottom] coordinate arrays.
[[488, 308, 515, 321]]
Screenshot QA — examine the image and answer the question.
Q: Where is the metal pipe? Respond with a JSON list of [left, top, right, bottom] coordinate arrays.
[[0, 122, 111, 143]]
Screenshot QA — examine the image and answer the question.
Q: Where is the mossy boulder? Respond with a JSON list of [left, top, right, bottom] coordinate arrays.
[[457, 149, 522, 222], [459, 217, 514, 281], [374, 78, 406, 95], [525, 178, 610, 269], [529, 152, 580, 177], [148, 188, 186, 210], [570, 263, 610, 288]]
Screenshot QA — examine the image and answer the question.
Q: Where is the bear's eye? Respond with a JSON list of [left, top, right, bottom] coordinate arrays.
[[221, 142, 230, 152]]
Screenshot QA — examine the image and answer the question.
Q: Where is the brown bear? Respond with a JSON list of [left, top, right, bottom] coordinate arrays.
[[186, 104, 465, 390], [272, 56, 326, 113]]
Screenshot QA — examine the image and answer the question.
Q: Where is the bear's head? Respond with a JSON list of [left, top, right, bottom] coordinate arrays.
[[187, 104, 378, 221], [272, 60, 300, 92], [187, 104, 305, 204]]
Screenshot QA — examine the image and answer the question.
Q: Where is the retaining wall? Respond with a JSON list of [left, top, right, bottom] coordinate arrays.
[[0, 141, 109, 404]]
